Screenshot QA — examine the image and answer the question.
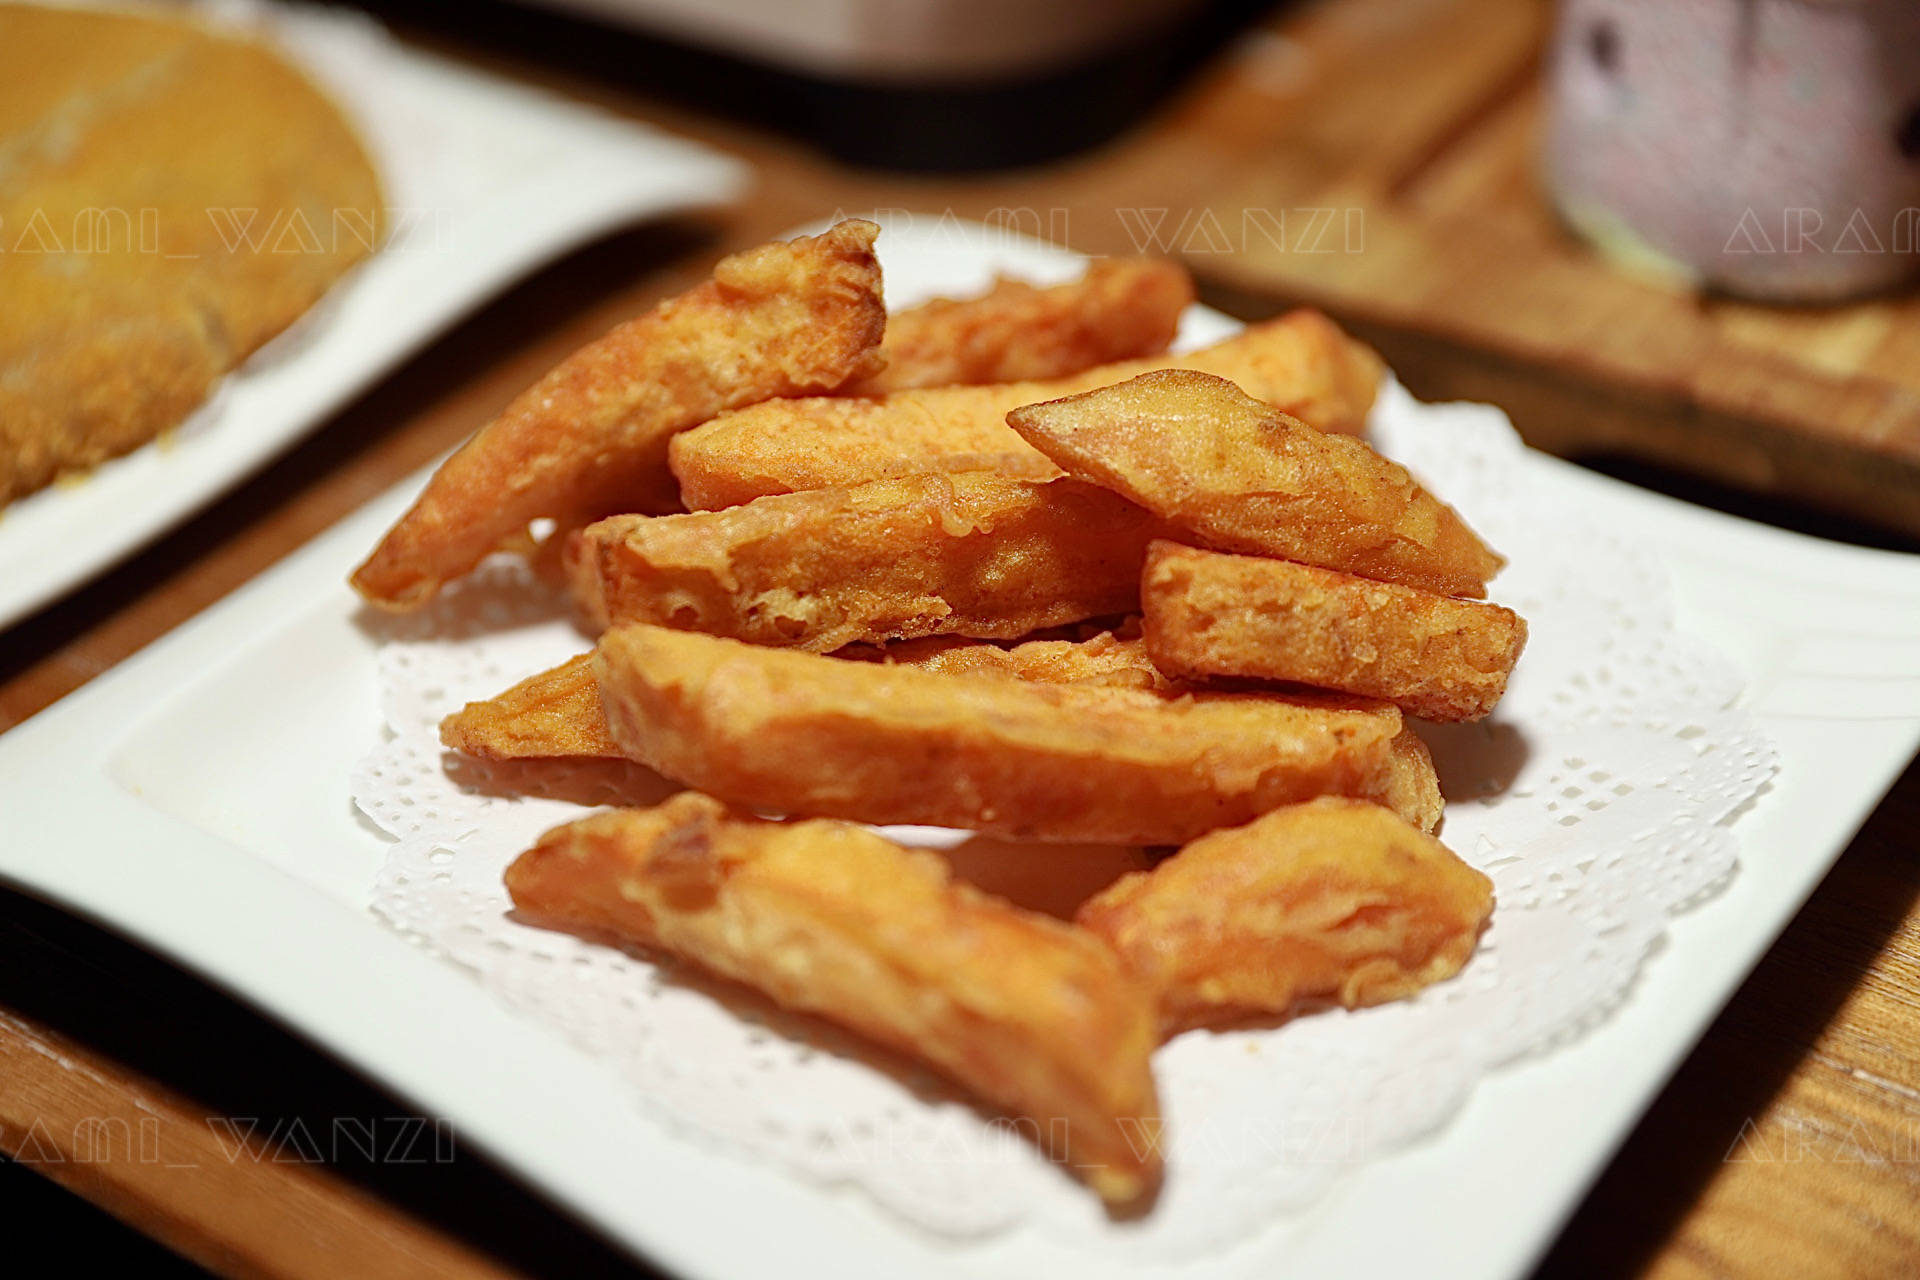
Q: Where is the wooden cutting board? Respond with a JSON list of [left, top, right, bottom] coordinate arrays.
[[1189, 0, 1920, 535]]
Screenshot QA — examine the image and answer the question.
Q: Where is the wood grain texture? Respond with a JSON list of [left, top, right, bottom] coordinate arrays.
[[1194, 0, 1920, 536], [0, 1006, 515, 1280], [1540, 762, 1920, 1280], [0, 2, 1916, 1276]]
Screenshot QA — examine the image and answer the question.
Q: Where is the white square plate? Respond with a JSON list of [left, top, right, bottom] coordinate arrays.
[[0, 3, 745, 631], [3, 223, 1918, 1279]]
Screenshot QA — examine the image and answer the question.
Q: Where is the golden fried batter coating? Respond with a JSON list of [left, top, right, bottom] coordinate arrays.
[[507, 793, 1163, 1203], [852, 258, 1194, 393], [1141, 542, 1528, 721], [592, 624, 1422, 843], [443, 630, 1167, 761], [535, 233, 1114, 606], [1077, 798, 1492, 1031], [445, 630, 1439, 830], [669, 310, 1382, 510], [846, 630, 1174, 693], [0, 5, 384, 503], [1381, 728, 1444, 836], [578, 474, 1160, 650], [439, 653, 620, 760], [1007, 371, 1503, 598], [352, 221, 888, 610]]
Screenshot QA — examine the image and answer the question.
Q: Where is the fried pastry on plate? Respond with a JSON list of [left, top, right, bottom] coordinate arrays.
[[669, 310, 1381, 510], [0, 4, 383, 504], [444, 627, 1439, 831], [528, 256, 1192, 592], [589, 624, 1426, 842], [353, 221, 887, 610], [1078, 797, 1492, 1031], [1007, 370, 1502, 598], [442, 630, 1168, 760], [575, 473, 1159, 648], [1141, 541, 1528, 721], [507, 792, 1163, 1203]]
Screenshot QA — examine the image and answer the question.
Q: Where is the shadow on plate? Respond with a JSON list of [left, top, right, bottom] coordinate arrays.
[[935, 835, 1159, 921], [1418, 717, 1533, 806], [349, 557, 576, 646]]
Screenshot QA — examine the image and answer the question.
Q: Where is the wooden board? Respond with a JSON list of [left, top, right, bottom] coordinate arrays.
[[1192, 0, 1920, 535]]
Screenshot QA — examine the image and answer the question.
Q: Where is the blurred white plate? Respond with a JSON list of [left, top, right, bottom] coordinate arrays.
[[0, 5, 745, 631], [2, 221, 1918, 1279]]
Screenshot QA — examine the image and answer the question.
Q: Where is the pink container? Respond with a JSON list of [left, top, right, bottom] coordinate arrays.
[[1545, 0, 1920, 301]]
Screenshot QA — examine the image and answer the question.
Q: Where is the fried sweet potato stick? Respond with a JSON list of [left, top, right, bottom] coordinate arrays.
[[352, 221, 888, 610], [444, 626, 1438, 829], [1007, 371, 1503, 598], [578, 474, 1160, 650], [440, 653, 621, 760], [852, 258, 1194, 393], [1141, 542, 1528, 721], [507, 793, 1163, 1203], [533, 253, 1160, 601], [1077, 797, 1492, 1031], [669, 310, 1382, 510], [591, 624, 1421, 843], [444, 629, 1440, 830], [442, 631, 1168, 761]]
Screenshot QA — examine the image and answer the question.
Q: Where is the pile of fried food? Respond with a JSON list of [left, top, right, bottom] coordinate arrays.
[[353, 220, 1527, 1207]]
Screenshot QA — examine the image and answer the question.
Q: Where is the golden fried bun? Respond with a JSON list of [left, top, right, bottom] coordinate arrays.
[[0, 4, 384, 504]]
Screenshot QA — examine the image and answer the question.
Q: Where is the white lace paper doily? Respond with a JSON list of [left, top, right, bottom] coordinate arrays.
[[352, 380, 1776, 1258]]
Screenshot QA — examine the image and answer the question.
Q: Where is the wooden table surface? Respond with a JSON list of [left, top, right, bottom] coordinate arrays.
[[4, 2, 1918, 1276]]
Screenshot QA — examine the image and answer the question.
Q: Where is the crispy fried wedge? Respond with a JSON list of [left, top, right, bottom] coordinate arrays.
[[1007, 371, 1503, 598], [592, 624, 1421, 842], [542, 245, 1200, 611], [852, 258, 1194, 393], [532, 242, 1138, 603], [1077, 798, 1492, 1031], [506, 793, 1163, 1203], [352, 221, 888, 610], [442, 630, 1168, 761], [445, 632, 1439, 831], [1141, 542, 1528, 721], [669, 310, 1382, 510], [439, 653, 621, 760], [578, 473, 1160, 650]]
